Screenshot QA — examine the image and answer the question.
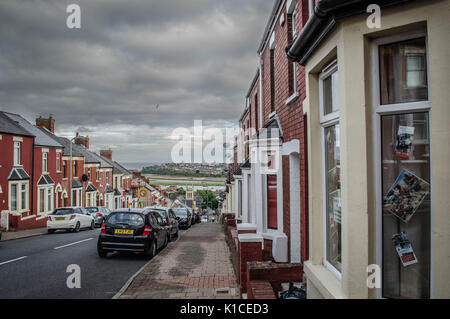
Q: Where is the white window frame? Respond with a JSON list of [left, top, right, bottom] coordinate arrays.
[[71, 188, 82, 207], [319, 60, 342, 279], [14, 141, 21, 166], [42, 151, 48, 173], [9, 181, 30, 213], [37, 185, 54, 215], [372, 31, 432, 299], [56, 152, 61, 172]]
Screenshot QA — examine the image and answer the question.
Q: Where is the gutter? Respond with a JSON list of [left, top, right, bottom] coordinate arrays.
[[286, 0, 418, 66]]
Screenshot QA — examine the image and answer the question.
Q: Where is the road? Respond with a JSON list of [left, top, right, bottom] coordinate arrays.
[[0, 227, 186, 299]]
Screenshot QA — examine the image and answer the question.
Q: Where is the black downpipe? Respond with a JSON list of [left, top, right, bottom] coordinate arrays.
[[31, 137, 35, 216]]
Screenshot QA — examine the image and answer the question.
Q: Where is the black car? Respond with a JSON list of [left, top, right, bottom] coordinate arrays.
[[86, 206, 112, 227], [147, 207, 179, 242], [172, 208, 192, 229], [97, 208, 169, 258]]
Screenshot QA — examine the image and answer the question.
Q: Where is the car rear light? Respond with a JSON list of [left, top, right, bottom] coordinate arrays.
[[96, 213, 102, 217], [48, 216, 52, 221], [166, 216, 170, 225], [142, 225, 152, 236], [101, 223, 106, 234], [69, 214, 76, 220]]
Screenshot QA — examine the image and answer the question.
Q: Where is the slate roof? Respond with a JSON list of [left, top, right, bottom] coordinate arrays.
[[38, 174, 55, 186], [0, 112, 34, 137], [100, 156, 128, 175], [86, 184, 97, 192], [8, 168, 31, 181], [71, 179, 83, 189], [113, 161, 132, 176], [39, 128, 85, 157], [3, 112, 62, 148], [88, 151, 113, 169]]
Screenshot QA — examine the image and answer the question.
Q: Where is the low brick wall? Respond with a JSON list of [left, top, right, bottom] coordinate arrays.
[[262, 239, 275, 262], [247, 280, 277, 299], [239, 241, 262, 296], [9, 215, 47, 231], [246, 261, 303, 297]]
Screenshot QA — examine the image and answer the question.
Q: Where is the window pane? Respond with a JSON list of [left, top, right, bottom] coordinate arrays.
[[47, 188, 52, 212], [325, 124, 341, 272], [21, 184, 27, 210], [381, 112, 430, 299], [323, 71, 339, 115], [379, 37, 428, 104], [11, 184, 17, 211], [39, 189, 45, 213]]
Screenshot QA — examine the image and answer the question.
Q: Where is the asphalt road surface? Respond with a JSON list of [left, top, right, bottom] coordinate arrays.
[[0, 227, 186, 299]]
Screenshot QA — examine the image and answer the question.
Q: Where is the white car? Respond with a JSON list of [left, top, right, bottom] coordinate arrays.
[[47, 207, 95, 233]]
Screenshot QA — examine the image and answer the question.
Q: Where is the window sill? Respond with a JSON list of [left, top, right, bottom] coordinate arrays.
[[303, 261, 345, 299], [285, 92, 299, 105]]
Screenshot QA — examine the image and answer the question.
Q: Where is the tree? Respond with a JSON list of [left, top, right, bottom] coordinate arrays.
[[196, 190, 218, 209]]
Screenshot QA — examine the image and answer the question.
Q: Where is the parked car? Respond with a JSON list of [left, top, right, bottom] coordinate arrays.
[[47, 207, 95, 233], [97, 208, 169, 258], [86, 206, 112, 227], [172, 208, 192, 229], [146, 206, 179, 241]]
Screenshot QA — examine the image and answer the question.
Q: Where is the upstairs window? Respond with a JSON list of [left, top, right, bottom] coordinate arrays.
[[56, 152, 61, 172], [14, 141, 21, 166], [42, 152, 48, 173]]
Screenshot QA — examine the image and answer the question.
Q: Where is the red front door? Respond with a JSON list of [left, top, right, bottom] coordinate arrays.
[[267, 175, 277, 229]]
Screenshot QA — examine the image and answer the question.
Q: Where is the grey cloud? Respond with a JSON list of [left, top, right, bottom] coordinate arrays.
[[0, 0, 274, 163]]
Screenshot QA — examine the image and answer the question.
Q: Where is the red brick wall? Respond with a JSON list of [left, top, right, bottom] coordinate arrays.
[[239, 241, 262, 295], [0, 134, 34, 216], [257, 0, 309, 264]]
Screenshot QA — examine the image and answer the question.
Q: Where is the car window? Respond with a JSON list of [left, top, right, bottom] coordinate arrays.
[[53, 209, 75, 215], [86, 207, 98, 214], [173, 209, 187, 216], [152, 209, 167, 218], [107, 213, 145, 227]]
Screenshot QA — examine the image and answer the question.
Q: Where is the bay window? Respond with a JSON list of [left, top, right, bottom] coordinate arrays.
[[9, 181, 29, 213], [38, 186, 53, 214], [375, 35, 431, 299], [320, 60, 341, 274]]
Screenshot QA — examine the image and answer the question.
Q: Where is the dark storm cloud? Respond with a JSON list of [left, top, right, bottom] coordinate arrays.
[[0, 0, 274, 163]]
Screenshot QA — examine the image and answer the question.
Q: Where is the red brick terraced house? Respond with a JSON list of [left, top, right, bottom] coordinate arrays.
[[0, 112, 35, 231], [225, 0, 313, 297], [2, 112, 64, 230]]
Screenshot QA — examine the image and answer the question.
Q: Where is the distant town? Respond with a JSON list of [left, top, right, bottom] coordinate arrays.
[[141, 163, 227, 178]]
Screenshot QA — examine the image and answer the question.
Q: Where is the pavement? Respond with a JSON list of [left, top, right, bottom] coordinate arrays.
[[117, 222, 240, 299], [1, 227, 48, 241]]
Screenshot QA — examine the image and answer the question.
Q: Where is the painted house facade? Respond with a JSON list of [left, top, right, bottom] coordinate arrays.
[[286, 0, 449, 299]]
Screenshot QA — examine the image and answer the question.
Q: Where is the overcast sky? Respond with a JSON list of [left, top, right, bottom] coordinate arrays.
[[0, 0, 274, 167]]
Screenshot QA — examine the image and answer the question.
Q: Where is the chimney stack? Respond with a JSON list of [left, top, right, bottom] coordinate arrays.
[[36, 115, 55, 134], [75, 136, 90, 149], [100, 149, 113, 160]]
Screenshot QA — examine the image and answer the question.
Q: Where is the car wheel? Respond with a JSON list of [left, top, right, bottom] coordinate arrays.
[[165, 234, 169, 247], [74, 222, 80, 232], [97, 243, 108, 258], [146, 241, 157, 259], [90, 221, 95, 230], [48, 229, 55, 234]]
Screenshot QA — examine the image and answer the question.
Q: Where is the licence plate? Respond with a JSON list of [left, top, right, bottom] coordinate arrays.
[[115, 229, 134, 235], [56, 217, 65, 221]]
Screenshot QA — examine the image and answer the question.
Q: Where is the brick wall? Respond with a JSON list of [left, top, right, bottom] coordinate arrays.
[[239, 241, 262, 295]]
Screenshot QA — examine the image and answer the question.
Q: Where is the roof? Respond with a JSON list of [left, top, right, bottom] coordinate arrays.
[[8, 168, 30, 181], [89, 151, 113, 169], [71, 179, 83, 189], [3, 112, 62, 148], [257, 0, 283, 53], [100, 155, 130, 175], [113, 161, 132, 176], [74, 144, 101, 164], [39, 128, 85, 157], [0, 112, 34, 137], [286, 0, 418, 65]]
